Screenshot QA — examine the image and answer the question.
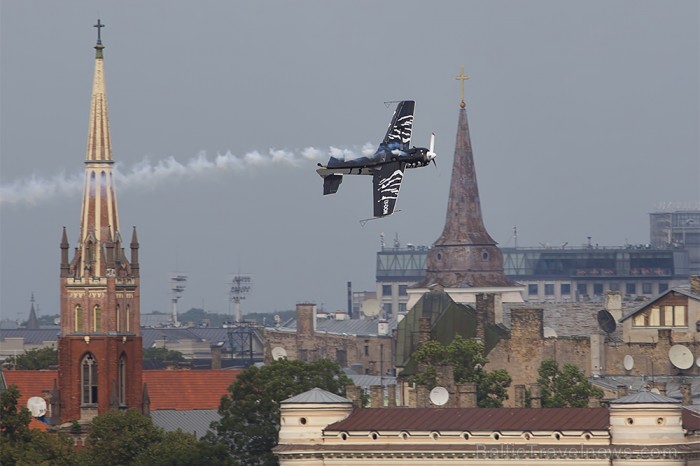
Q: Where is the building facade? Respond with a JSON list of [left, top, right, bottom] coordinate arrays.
[[650, 204, 700, 274]]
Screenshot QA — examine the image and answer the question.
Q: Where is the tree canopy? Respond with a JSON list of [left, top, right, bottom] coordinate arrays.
[[3, 346, 58, 370], [537, 359, 604, 408], [77, 409, 235, 466], [208, 358, 353, 466], [142, 346, 185, 363], [0, 385, 76, 466], [408, 336, 512, 407]]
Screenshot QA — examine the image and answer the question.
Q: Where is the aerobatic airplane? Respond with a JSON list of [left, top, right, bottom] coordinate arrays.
[[316, 100, 436, 218]]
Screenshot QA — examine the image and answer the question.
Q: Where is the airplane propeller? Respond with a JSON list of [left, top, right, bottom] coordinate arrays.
[[428, 132, 437, 168]]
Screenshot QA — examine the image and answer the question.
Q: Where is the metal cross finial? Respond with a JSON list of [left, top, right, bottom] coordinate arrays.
[[94, 19, 105, 43], [455, 67, 470, 103]]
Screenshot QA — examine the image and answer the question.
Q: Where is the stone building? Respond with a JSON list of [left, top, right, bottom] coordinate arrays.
[[274, 387, 700, 464], [263, 303, 394, 376], [55, 21, 145, 423]]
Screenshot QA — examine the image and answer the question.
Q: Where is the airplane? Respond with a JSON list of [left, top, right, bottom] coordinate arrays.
[[316, 100, 436, 218]]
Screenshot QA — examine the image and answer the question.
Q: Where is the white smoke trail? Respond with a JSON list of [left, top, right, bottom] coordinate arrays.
[[0, 145, 373, 207]]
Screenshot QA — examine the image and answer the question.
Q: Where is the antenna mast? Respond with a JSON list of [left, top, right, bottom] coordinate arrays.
[[170, 273, 187, 327], [229, 274, 252, 322]]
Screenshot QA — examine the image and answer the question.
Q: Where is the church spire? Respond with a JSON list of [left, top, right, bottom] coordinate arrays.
[[26, 293, 39, 329], [75, 19, 120, 277], [415, 70, 514, 289]]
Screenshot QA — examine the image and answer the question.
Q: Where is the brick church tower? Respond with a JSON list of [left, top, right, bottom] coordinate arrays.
[[408, 70, 523, 309], [57, 20, 144, 423]]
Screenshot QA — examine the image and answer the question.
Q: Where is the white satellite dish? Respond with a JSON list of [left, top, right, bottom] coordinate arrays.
[[623, 355, 634, 371], [696, 356, 700, 368], [543, 326, 557, 338], [650, 388, 661, 395], [362, 298, 380, 318], [26, 397, 47, 418], [271, 346, 287, 361], [429, 386, 449, 406], [669, 344, 694, 370]]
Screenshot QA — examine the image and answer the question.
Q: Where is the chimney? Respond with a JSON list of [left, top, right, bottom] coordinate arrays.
[[514, 384, 526, 408], [691, 275, 700, 295], [345, 385, 363, 408], [605, 291, 622, 321], [370, 385, 383, 408], [295, 303, 316, 337], [529, 383, 541, 408], [416, 385, 430, 408], [418, 317, 431, 345], [387, 384, 397, 407], [378, 319, 389, 336], [616, 384, 628, 398], [210, 343, 222, 370], [680, 382, 692, 405], [457, 382, 477, 408]]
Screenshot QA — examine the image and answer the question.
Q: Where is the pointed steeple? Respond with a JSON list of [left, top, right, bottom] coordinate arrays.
[[415, 71, 515, 289], [26, 294, 39, 329], [75, 18, 120, 277]]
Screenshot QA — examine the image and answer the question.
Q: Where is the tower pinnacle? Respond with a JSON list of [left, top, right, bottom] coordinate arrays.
[[455, 67, 469, 108], [94, 19, 105, 58]]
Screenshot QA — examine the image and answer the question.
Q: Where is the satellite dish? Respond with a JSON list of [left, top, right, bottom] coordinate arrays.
[[429, 386, 449, 406], [271, 346, 287, 361], [650, 388, 661, 395], [597, 309, 617, 334], [543, 326, 557, 338], [26, 397, 47, 418], [696, 356, 700, 368], [362, 298, 380, 318], [669, 344, 694, 370], [623, 355, 634, 371]]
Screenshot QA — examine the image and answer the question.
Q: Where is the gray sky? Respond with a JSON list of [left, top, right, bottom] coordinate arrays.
[[1, 1, 698, 319]]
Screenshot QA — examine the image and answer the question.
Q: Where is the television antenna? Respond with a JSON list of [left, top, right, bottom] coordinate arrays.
[[229, 274, 252, 322], [169, 273, 187, 326]]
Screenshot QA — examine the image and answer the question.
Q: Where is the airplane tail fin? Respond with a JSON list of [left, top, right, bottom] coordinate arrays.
[[322, 174, 343, 195], [381, 100, 415, 149]]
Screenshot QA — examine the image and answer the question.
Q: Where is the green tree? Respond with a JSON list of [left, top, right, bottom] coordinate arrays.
[[142, 346, 185, 362], [4, 346, 58, 370], [408, 336, 512, 407], [537, 359, 604, 408], [77, 409, 235, 466], [0, 385, 76, 466], [209, 358, 354, 466]]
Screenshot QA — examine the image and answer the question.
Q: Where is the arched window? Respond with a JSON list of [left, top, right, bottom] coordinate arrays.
[[126, 305, 130, 332], [93, 305, 102, 333], [118, 354, 126, 406], [81, 353, 98, 405], [116, 305, 121, 332], [75, 305, 84, 332]]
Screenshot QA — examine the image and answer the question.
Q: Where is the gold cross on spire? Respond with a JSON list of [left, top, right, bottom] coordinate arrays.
[[455, 67, 469, 107]]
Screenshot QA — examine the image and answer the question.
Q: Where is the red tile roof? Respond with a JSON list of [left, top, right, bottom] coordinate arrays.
[[326, 407, 610, 432], [2, 369, 239, 412], [2, 370, 57, 409], [144, 370, 239, 410]]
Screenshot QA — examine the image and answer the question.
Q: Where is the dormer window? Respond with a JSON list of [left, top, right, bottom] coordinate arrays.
[[633, 305, 686, 328]]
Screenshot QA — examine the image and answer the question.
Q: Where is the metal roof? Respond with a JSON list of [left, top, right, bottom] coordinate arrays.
[[0, 329, 60, 345], [282, 387, 351, 404], [326, 407, 610, 432], [150, 409, 219, 439], [275, 317, 397, 337], [612, 390, 680, 404]]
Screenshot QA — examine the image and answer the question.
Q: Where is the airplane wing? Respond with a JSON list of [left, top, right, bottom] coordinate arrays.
[[381, 100, 415, 149], [373, 161, 405, 217]]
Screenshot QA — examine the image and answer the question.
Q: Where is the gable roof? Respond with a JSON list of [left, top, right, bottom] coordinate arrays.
[[144, 370, 239, 410], [2, 370, 57, 409], [620, 285, 700, 322], [282, 387, 351, 404], [612, 390, 680, 405], [325, 407, 610, 432]]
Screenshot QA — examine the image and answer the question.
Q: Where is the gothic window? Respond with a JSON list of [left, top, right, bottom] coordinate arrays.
[[118, 354, 126, 406], [93, 305, 102, 332], [116, 305, 121, 332], [81, 353, 98, 405], [126, 305, 130, 332], [75, 305, 84, 332]]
